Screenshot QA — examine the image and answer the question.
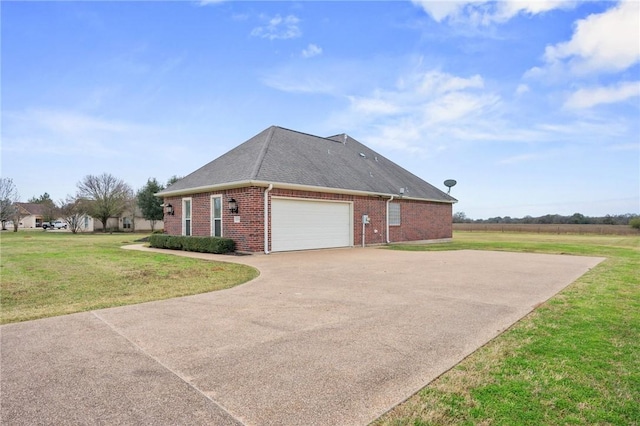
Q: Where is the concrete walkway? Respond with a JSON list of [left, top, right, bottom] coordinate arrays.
[[1, 247, 603, 425]]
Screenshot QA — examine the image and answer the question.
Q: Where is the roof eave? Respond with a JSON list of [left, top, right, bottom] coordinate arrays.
[[156, 180, 457, 204], [155, 181, 258, 198]]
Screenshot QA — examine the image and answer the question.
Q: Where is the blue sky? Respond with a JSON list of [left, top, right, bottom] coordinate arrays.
[[2, 0, 639, 219]]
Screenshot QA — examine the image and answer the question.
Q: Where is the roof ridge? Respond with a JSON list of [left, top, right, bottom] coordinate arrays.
[[326, 133, 346, 139], [250, 126, 276, 180], [274, 125, 342, 143]]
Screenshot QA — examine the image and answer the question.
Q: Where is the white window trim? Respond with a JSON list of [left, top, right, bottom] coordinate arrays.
[[210, 195, 223, 237], [182, 197, 192, 236], [389, 202, 401, 226]]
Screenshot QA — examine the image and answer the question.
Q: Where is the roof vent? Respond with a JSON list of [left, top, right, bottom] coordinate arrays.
[[359, 153, 366, 158], [343, 134, 347, 145], [399, 187, 405, 195]]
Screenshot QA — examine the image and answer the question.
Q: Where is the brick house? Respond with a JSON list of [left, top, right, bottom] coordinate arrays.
[[157, 126, 457, 253]]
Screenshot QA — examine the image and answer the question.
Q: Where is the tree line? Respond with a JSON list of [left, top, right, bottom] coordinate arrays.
[[453, 211, 640, 227], [0, 174, 180, 233]]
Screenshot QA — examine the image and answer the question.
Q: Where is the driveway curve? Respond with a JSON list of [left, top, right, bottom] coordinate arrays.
[[1, 247, 603, 425]]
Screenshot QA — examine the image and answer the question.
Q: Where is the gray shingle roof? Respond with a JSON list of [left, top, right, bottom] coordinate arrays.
[[158, 126, 456, 203], [15, 203, 47, 216]]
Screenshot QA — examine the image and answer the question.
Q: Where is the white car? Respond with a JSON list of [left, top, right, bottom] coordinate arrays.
[[43, 220, 68, 230]]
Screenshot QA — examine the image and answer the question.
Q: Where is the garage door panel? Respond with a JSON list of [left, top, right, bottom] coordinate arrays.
[[272, 199, 352, 252]]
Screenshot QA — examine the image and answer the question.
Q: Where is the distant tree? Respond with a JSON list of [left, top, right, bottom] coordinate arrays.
[[40, 200, 60, 223], [10, 204, 29, 232], [469, 212, 640, 225], [77, 173, 133, 233], [0, 178, 20, 231], [615, 214, 637, 226], [28, 192, 53, 204], [166, 175, 182, 187], [630, 217, 640, 230], [570, 212, 589, 224], [137, 178, 164, 232], [452, 211, 468, 223], [601, 214, 615, 225], [59, 196, 89, 234], [538, 214, 556, 224], [27, 192, 58, 221], [522, 215, 534, 224]]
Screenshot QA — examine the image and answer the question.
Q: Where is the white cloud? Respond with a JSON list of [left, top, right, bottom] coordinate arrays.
[[302, 43, 322, 58], [198, 0, 226, 5], [411, 0, 575, 25], [345, 70, 488, 119], [423, 91, 497, 125], [348, 96, 399, 115], [260, 59, 368, 95], [410, 1, 466, 22], [608, 142, 639, 152], [515, 84, 530, 95], [2, 109, 147, 157], [251, 14, 301, 40], [498, 153, 540, 165], [334, 69, 503, 155], [496, 1, 575, 22], [262, 74, 335, 94], [564, 81, 640, 109], [538, 1, 640, 75], [231, 13, 249, 21], [418, 71, 483, 94]]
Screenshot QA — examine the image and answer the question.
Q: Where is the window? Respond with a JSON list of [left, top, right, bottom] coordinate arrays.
[[123, 217, 132, 229], [389, 203, 401, 226], [84, 216, 89, 229], [183, 198, 192, 236], [211, 196, 222, 237]]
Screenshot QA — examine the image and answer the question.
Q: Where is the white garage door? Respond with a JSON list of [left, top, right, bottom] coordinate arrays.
[[271, 198, 352, 252]]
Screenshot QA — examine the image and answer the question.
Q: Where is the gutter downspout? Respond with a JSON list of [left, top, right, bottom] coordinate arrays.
[[386, 195, 394, 243], [264, 184, 273, 254]]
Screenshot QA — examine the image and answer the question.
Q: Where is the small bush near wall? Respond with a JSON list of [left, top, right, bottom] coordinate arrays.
[[149, 235, 236, 254]]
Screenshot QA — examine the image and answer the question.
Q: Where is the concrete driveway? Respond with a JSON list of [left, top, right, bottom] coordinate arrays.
[[1, 247, 603, 425]]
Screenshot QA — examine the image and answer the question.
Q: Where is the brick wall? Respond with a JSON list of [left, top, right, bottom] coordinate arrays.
[[388, 199, 452, 242], [162, 187, 265, 252], [162, 196, 181, 236], [224, 187, 265, 252], [353, 196, 388, 246], [163, 186, 452, 252]]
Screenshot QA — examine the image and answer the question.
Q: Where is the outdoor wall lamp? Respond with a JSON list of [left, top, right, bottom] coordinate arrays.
[[164, 203, 174, 216], [228, 198, 239, 214]]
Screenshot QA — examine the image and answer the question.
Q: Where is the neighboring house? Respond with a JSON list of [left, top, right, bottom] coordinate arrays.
[[157, 126, 457, 253], [92, 206, 163, 232], [14, 203, 162, 232], [15, 202, 96, 232], [73, 215, 96, 233], [14, 203, 46, 228]]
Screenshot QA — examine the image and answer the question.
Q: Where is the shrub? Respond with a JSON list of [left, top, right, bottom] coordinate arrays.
[[149, 234, 236, 254], [630, 217, 640, 230]]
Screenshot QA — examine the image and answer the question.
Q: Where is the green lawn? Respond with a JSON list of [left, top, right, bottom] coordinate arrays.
[[0, 231, 258, 324], [376, 231, 639, 426]]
